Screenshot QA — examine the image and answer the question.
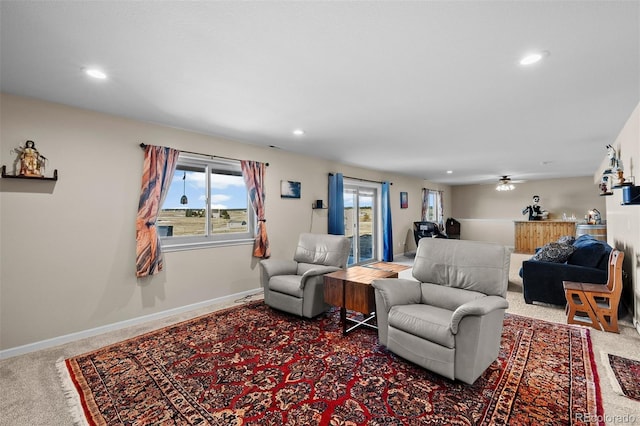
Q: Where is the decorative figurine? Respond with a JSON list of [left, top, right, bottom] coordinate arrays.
[[522, 195, 548, 221], [603, 144, 620, 175], [587, 209, 601, 225], [615, 169, 627, 187], [603, 144, 628, 187], [13, 140, 47, 177], [599, 175, 613, 196]]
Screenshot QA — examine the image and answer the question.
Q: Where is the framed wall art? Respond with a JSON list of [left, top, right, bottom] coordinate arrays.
[[281, 180, 301, 199], [400, 192, 408, 209]]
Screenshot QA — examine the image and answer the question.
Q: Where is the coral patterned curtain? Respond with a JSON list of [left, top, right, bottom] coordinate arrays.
[[136, 145, 180, 277], [241, 161, 270, 258], [421, 188, 428, 222], [436, 190, 444, 230]]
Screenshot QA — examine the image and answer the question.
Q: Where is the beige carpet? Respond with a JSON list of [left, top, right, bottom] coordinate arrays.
[[1, 255, 638, 425]]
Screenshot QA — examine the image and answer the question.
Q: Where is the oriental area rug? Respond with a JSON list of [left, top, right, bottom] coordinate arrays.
[[59, 301, 603, 425], [602, 352, 640, 402]]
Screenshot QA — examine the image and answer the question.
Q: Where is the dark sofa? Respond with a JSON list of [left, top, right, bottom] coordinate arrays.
[[521, 234, 612, 306]]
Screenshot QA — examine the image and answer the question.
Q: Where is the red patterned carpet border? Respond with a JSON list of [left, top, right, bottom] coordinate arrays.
[[606, 353, 640, 402], [62, 301, 604, 425]]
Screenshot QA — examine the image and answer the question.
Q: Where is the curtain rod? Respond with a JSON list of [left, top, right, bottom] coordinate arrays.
[[139, 143, 269, 166], [329, 173, 392, 185]]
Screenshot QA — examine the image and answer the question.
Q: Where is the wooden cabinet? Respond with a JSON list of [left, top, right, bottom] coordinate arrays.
[[514, 221, 577, 254]]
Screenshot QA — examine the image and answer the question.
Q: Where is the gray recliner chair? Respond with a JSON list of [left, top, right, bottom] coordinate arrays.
[[259, 233, 351, 318], [372, 238, 510, 384]]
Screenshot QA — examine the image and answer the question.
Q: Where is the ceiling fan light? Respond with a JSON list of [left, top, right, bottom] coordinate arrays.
[[496, 175, 515, 191], [496, 183, 515, 191]]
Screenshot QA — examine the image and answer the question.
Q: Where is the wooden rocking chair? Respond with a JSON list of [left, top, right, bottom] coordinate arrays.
[[563, 249, 624, 333]]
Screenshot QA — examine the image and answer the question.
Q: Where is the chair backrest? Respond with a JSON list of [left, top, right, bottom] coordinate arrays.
[[604, 249, 624, 293], [413, 221, 445, 244], [412, 238, 510, 297], [293, 233, 351, 268]]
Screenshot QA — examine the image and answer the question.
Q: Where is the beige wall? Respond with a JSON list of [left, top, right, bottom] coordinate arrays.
[[3, 92, 635, 352], [450, 176, 606, 248], [598, 103, 639, 331], [0, 93, 449, 351]]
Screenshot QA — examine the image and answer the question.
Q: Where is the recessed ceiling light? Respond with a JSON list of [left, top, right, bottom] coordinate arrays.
[[519, 51, 549, 66], [292, 129, 305, 136], [446, 170, 453, 174], [85, 68, 107, 79]]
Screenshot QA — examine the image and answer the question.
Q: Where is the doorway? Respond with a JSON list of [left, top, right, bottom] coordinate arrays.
[[344, 182, 379, 266]]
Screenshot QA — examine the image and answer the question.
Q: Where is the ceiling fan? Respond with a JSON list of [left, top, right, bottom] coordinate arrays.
[[495, 175, 523, 191]]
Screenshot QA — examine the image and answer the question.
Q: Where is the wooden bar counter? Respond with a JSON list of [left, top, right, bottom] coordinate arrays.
[[514, 220, 577, 254]]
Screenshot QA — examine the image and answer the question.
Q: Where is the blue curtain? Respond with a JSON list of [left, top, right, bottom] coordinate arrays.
[[328, 173, 344, 235], [381, 181, 393, 261]]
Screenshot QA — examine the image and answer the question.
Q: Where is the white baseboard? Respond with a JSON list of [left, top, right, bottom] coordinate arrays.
[[0, 288, 262, 360]]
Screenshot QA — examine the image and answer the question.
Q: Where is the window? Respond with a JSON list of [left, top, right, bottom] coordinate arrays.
[[423, 189, 444, 229], [157, 153, 255, 251]]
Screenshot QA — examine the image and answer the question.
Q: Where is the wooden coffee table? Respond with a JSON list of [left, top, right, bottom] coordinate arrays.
[[324, 262, 409, 335]]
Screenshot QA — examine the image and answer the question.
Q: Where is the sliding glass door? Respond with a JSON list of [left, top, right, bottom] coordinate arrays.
[[344, 183, 377, 266]]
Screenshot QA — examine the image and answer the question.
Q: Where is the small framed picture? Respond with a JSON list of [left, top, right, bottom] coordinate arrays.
[[400, 192, 408, 209], [281, 180, 301, 199]]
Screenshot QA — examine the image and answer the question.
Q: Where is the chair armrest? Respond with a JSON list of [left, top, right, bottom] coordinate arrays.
[[450, 296, 509, 334], [300, 266, 341, 288], [259, 259, 298, 278], [301, 265, 341, 278], [371, 279, 422, 313]]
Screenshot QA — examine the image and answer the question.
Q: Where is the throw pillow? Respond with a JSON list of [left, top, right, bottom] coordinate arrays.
[[568, 241, 610, 268], [573, 234, 598, 249], [532, 242, 576, 263], [557, 235, 576, 245]]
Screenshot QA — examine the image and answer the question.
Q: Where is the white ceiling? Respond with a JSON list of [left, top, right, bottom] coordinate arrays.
[[1, 1, 638, 185]]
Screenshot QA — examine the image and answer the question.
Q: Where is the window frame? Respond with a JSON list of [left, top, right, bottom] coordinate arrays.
[[424, 189, 444, 229], [159, 152, 256, 252]]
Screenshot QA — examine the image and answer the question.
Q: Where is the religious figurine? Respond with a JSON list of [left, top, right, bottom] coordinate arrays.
[[14, 140, 46, 177], [522, 195, 548, 221]]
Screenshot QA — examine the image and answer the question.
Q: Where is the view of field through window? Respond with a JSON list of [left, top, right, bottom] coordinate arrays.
[[344, 184, 375, 265], [158, 166, 250, 237], [157, 208, 249, 236]]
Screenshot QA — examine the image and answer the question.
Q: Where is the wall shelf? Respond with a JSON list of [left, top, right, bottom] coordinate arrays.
[[1, 165, 58, 181], [312, 200, 327, 209]]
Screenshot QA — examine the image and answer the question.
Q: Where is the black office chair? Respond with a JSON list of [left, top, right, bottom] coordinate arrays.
[[413, 221, 447, 246]]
